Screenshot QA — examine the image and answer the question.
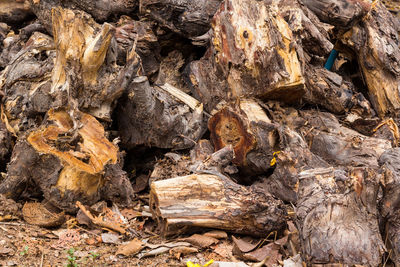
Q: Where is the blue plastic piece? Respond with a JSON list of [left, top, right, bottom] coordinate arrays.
[[324, 49, 339, 70]]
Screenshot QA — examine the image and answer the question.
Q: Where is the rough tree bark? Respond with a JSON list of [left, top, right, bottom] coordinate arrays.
[[339, 1, 400, 116], [116, 50, 206, 150], [140, 0, 222, 39], [379, 148, 400, 266], [186, 0, 305, 112], [296, 167, 385, 266]]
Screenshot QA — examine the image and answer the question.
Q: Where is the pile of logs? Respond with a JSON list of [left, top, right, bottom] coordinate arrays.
[[1, 0, 400, 265]]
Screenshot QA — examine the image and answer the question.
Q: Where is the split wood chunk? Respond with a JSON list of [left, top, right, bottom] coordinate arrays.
[[150, 173, 287, 237], [0, 109, 134, 211], [379, 148, 400, 266], [340, 1, 400, 117], [0, 0, 33, 26], [187, 0, 305, 112], [302, 0, 371, 29], [140, 0, 222, 38], [296, 167, 385, 265], [208, 99, 278, 176]]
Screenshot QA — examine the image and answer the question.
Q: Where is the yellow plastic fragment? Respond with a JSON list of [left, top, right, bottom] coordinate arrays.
[[187, 259, 214, 267], [270, 151, 281, 167]]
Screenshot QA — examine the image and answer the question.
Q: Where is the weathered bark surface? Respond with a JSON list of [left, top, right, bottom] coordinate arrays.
[[340, 1, 400, 116], [0, 31, 55, 135], [186, 0, 305, 112], [302, 0, 371, 29], [0, 0, 33, 25], [296, 167, 385, 265], [303, 66, 376, 115], [114, 17, 160, 74], [291, 110, 391, 167], [379, 148, 400, 266], [0, 109, 134, 211], [208, 99, 278, 176], [116, 50, 206, 150], [255, 126, 329, 203], [29, 0, 137, 32], [140, 0, 222, 38], [150, 173, 287, 237], [278, 0, 333, 57]]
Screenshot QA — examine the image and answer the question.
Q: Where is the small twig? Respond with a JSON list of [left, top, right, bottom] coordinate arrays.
[[0, 221, 25, 226], [40, 252, 44, 267]]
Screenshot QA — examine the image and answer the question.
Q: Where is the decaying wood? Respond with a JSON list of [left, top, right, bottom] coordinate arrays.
[[116, 50, 206, 150], [339, 1, 400, 116], [0, 109, 134, 211], [303, 66, 375, 115], [0, 0, 33, 26], [296, 167, 385, 265], [255, 126, 329, 203], [150, 173, 287, 237], [302, 0, 371, 29], [140, 0, 222, 39], [208, 99, 278, 176], [289, 110, 392, 167], [379, 148, 400, 266], [186, 0, 305, 112]]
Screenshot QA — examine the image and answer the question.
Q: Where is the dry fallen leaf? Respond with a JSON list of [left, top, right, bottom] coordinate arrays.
[[170, 246, 198, 259], [181, 234, 219, 248], [116, 238, 144, 256], [204, 230, 228, 240]]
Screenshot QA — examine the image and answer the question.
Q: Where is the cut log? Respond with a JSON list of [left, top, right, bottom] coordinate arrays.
[[150, 173, 287, 237], [379, 148, 400, 266], [208, 99, 279, 176], [302, 0, 371, 29], [255, 126, 329, 203], [186, 0, 305, 112], [29, 0, 137, 32], [0, 31, 55, 135], [0, 109, 134, 212], [296, 167, 385, 265], [116, 49, 206, 150], [339, 1, 400, 116], [303, 66, 375, 115], [286, 110, 392, 167], [140, 0, 222, 38], [278, 0, 333, 57]]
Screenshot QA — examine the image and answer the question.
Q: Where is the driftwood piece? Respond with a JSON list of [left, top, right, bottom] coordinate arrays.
[[302, 0, 371, 29], [150, 173, 287, 237], [116, 49, 206, 150], [208, 99, 278, 176], [140, 0, 222, 38], [0, 0, 33, 26], [379, 148, 400, 266], [0, 109, 134, 211], [296, 167, 385, 265], [186, 0, 305, 112], [340, 1, 400, 116]]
